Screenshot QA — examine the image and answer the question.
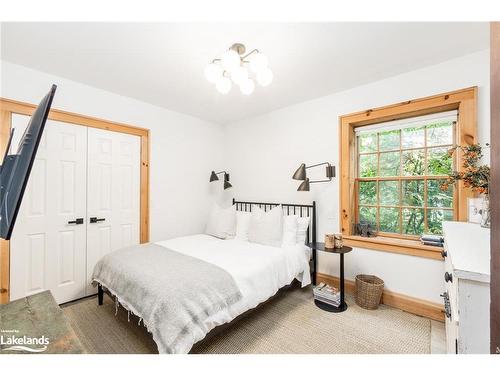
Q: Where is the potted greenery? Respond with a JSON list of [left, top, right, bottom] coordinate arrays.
[[440, 143, 490, 228]]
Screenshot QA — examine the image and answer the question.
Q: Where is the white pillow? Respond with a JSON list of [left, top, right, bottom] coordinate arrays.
[[205, 204, 236, 239], [282, 215, 299, 247], [235, 211, 252, 241], [248, 205, 283, 247], [296, 216, 311, 245]]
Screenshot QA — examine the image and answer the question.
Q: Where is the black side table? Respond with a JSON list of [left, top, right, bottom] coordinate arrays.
[[308, 242, 353, 313]]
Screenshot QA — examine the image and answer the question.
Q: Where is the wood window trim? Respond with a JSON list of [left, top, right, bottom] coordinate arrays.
[[339, 87, 478, 260], [0, 97, 150, 304]]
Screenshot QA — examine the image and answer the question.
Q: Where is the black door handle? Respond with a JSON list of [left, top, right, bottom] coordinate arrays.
[[68, 218, 84, 225], [90, 217, 106, 223]]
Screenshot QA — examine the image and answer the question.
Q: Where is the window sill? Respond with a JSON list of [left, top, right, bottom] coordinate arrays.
[[343, 235, 444, 260]]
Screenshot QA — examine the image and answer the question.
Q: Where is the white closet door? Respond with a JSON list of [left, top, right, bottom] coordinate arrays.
[[10, 116, 88, 304], [86, 128, 140, 294]]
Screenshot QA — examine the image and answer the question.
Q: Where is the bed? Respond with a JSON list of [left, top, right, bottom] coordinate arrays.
[[92, 200, 316, 354]]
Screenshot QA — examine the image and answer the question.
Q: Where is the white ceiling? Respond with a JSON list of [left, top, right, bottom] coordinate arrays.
[[1, 22, 489, 125]]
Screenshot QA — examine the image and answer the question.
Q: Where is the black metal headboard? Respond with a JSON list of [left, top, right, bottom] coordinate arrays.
[[232, 198, 317, 245]]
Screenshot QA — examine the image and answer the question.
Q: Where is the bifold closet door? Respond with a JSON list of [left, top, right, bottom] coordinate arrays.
[[10, 115, 88, 304], [86, 127, 141, 294]]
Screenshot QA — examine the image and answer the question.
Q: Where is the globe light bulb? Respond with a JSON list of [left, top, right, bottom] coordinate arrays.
[[221, 49, 241, 72], [215, 76, 232, 94], [204, 63, 223, 83], [240, 78, 255, 95], [230, 65, 248, 85], [256, 68, 273, 87], [249, 53, 269, 74]]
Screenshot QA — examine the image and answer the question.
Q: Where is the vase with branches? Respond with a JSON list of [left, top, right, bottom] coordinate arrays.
[[440, 143, 490, 227]]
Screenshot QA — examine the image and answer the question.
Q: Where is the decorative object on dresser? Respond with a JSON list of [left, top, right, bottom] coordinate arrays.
[[355, 274, 384, 310], [440, 142, 490, 228], [292, 161, 335, 191], [441, 221, 490, 353], [308, 242, 352, 313], [467, 197, 483, 224], [209, 170, 232, 190]]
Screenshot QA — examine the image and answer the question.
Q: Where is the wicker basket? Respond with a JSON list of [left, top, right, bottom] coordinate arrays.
[[355, 274, 384, 310]]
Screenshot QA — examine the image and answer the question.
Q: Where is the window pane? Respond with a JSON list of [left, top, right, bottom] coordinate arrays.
[[427, 121, 453, 146], [359, 154, 378, 177], [427, 147, 452, 175], [379, 207, 400, 233], [359, 181, 377, 205], [379, 151, 400, 176], [402, 126, 425, 149], [379, 180, 399, 205], [402, 208, 424, 235], [359, 206, 377, 226], [402, 180, 424, 207], [379, 130, 400, 151], [427, 209, 453, 235], [427, 179, 453, 208], [402, 149, 425, 176], [358, 133, 377, 153]]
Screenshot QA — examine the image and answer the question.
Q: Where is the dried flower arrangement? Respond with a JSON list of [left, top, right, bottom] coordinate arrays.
[[440, 143, 490, 195]]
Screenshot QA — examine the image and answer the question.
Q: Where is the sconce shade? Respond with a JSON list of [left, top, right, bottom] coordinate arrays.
[[209, 171, 219, 182], [224, 180, 232, 190], [292, 163, 307, 180], [297, 178, 310, 191]]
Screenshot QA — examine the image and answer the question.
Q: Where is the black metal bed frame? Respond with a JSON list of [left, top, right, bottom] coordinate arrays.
[[232, 198, 317, 244]]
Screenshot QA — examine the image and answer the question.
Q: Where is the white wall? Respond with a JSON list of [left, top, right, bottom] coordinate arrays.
[[1, 50, 490, 304], [0, 61, 226, 242], [224, 50, 490, 303]]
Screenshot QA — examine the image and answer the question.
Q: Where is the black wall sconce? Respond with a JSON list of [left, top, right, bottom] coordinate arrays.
[[210, 171, 232, 190], [292, 162, 335, 191]]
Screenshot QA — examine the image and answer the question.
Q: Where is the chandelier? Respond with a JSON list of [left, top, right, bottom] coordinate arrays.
[[204, 43, 273, 95]]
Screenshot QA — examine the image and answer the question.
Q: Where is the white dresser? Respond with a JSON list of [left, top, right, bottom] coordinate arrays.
[[442, 221, 490, 354]]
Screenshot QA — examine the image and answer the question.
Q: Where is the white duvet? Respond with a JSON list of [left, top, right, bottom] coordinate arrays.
[[155, 234, 311, 341]]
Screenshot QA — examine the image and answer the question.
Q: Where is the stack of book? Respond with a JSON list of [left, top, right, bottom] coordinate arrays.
[[420, 234, 444, 247], [313, 283, 340, 307]]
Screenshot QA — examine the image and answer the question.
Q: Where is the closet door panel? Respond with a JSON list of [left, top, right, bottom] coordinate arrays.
[[10, 116, 88, 304], [86, 128, 140, 294]]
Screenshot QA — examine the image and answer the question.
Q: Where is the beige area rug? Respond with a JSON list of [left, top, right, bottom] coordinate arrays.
[[62, 286, 431, 354]]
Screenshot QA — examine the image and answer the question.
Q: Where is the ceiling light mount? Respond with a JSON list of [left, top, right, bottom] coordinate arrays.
[[230, 43, 246, 56], [205, 43, 273, 95]]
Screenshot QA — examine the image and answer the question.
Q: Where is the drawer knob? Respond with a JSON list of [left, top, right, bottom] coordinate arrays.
[[441, 250, 447, 258], [444, 272, 453, 283]]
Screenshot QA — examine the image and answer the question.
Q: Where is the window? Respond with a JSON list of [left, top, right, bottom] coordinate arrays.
[[355, 111, 457, 237], [339, 87, 477, 259]]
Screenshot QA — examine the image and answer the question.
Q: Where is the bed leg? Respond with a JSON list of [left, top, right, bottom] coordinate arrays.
[[98, 284, 104, 306]]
